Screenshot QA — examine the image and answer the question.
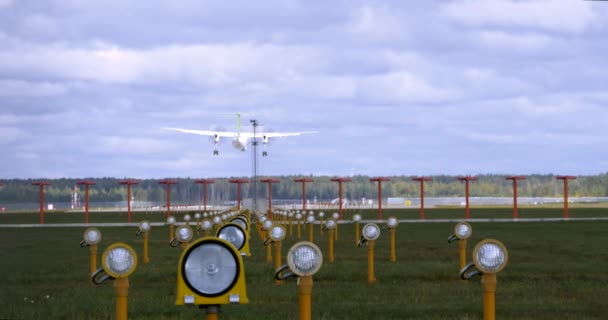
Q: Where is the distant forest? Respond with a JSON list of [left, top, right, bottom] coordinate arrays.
[[1, 174, 608, 204]]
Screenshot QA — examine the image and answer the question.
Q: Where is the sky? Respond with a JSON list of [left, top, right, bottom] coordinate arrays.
[[1, 0, 608, 179]]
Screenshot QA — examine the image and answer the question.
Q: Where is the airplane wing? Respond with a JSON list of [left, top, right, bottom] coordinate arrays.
[[163, 127, 236, 137], [240, 131, 318, 138]]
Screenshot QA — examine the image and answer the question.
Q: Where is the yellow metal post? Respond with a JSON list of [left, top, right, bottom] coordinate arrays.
[[335, 223, 339, 241], [309, 223, 314, 242], [459, 239, 467, 270], [289, 218, 293, 236], [114, 277, 129, 320], [482, 273, 497, 320], [367, 240, 376, 284], [274, 241, 282, 284], [319, 218, 324, 236], [297, 221, 301, 239], [266, 241, 273, 263], [169, 225, 174, 241], [328, 230, 334, 263], [389, 228, 396, 262], [204, 229, 210, 237], [181, 241, 189, 251], [354, 222, 360, 247], [89, 244, 97, 276], [143, 233, 150, 264], [298, 276, 313, 320]]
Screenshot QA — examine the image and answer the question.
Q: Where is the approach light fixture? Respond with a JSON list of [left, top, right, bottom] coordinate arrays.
[[91, 243, 138, 320], [460, 239, 509, 320], [352, 214, 362, 247], [171, 225, 194, 250], [166, 216, 176, 240], [385, 216, 399, 262], [275, 242, 323, 320], [80, 227, 102, 276], [323, 220, 337, 263], [448, 222, 473, 271], [264, 225, 287, 284], [136, 221, 151, 264], [217, 223, 250, 256], [358, 223, 381, 284]]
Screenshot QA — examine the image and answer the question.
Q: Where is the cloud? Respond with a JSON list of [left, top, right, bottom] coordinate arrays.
[[440, 0, 598, 34], [0, 80, 68, 96]]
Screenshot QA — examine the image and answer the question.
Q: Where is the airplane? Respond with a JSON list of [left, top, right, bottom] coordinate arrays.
[[164, 113, 316, 156]]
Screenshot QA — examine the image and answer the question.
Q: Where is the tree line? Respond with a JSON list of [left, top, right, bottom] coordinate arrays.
[[1, 174, 607, 204]]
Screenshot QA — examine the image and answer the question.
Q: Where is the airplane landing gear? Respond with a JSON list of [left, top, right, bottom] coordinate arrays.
[[213, 150, 219, 156], [262, 151, 268, 157]]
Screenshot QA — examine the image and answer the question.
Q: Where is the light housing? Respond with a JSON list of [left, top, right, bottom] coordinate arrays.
[[454, 222, 472, 240], [216, 223, 247, 251], [184, 214, 191, 222], [318, 212, 325, 218], [269, 225, 286, 242], [138, 221, 151, 233], [352, 214, 362, 222], [167, 216, 176, 225], [212, 216, 222, 225], [262, 220, 273, 231], [472, 239, 509, 274], [176, 226, 194, 243], [176, 238, 248, 305], [194, 213, 201, 220], [83, 227, 102, 246], [362, 223, 381, 241], [286, 241, 323, 277], [295, 213, 302, 220], [331, 212, 339, 220], [324, 220, 337, 230], [306, 215, 315, 224], [387, 216, 399, 229], [230, 217, 248, 231], [101, 243, 138, 278], [200, 220, 212, 231]]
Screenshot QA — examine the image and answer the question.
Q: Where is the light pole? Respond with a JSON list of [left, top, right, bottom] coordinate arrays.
[[77, 180, 96, 224], [330, 177, 351, 219], [557, 176, 576, 218], [294, 178, 314, 210], [194, 179, 215, 211], [412, 177, 432, 220], [119, 179, 139, 223], [159, 179, 177, 219], [369, 177, 390, 219], [457, 176, 478, 219], [32, 181, 50, 224], [505, 176, 525, 219], [229, 179, 249, 210], [261, 178, 280, 219]]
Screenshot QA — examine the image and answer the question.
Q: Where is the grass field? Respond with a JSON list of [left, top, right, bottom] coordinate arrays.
[[1, 208, 607, 319]]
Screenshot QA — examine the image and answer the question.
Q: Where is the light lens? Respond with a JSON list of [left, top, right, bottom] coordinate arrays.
[[387, 217, 398, 228], [474, 240, 508, 273], [287, 242, 323, 277], [139, 221, 151, 232], [177, 226, 193, 242], [270, 226, 285, 241], [183, 242, 238, 296], [231, 218, 248, 230], [167, 216, 176, 225], [318, 212, 325, 218], [84, 228, 101, 245], [455, 222, 472, 239], [332, 212, 339, 220], [194, 213, 201, 220], [362, 223, 380, 240], [218, 225, 246, 250], [352, 214, 361, 222], [201, 220, 212, 230], [306, 215, 315, 223], [213, 216, 221, 225], [184, 214, 191, 222], [104, 244, 136, 277], [295, 213, 302, 220], [325, 220, 336, 230], [263, 220, 273, 230]]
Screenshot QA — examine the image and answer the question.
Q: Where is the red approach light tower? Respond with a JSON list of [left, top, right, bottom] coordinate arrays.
[[261, 178, 280, 218], [330, 177, 352, 220], [412, 177, 432, 220], [229, 179, 249, 211], [119, 179, 139, 223], [159, 179, 178, 218], [194, 179, 215, 211], [369, 177, 390, 219], [557, 176, 576, 218], [77, 180, 96, 224], [457, 176, 478, 219], [32, 181, 51, 224], [505, 176, 526, 219], [294, 178, 314, 210]]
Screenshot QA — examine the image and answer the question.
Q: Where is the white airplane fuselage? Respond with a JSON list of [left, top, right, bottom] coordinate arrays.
[[231, 136, 248, 151]]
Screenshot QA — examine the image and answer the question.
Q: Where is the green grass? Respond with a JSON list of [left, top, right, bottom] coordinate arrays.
[[1, 208, 608, 319]]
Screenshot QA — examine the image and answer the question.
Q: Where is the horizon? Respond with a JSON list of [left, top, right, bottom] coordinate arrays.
[[2, 1, 608, 179]]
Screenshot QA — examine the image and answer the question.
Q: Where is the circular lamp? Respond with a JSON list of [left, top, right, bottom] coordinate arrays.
[[138, 221, 151, 233], [212, 216, 221, 225], [184, 214, 192, 222], [287, 242, 323, 277], [362, 223, 381, 241], [270, 225, 286, 242], [176, 226, 194, 243], [352, 214, 362, 222], [231, 217, 248, 231], [262, 220, 273, 231], [83, 227, 102, 246], [324, 220, 337, 230], [194, 213, 201, 220], [306, 215, 315, 224], [167, 216, 176, 225], [473, 239, 509, 274], [182, 239, 240, 297], [295, 213, 302, 220], [200, 220, 212, 231], [217, 224, 246, 250], [331, 212, 339, 220], [203, 212, 209, 219], [387, 216, 399, 229], [454, 222, 472, 240], [101, 243, 138, 278], [318, 212, 325, 218]]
